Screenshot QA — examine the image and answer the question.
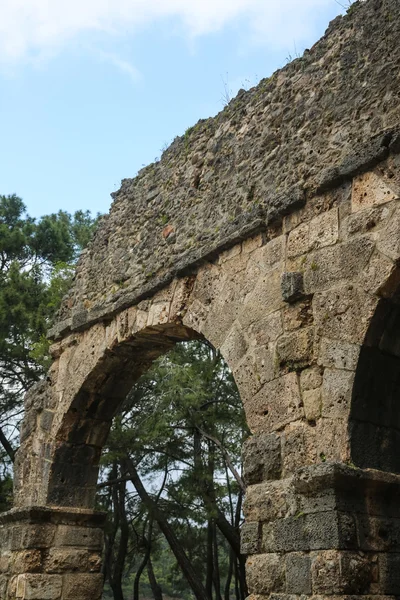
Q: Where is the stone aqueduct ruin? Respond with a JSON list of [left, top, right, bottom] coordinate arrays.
[[2, 0, 400, 597]]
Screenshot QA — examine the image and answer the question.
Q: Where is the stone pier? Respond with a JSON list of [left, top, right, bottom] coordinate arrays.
[[0, 509, 105, 600]]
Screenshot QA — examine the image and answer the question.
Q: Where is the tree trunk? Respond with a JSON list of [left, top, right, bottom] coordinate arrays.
[[212, 520, 222, 600], [124, 455, 210, 600], [147, 557, 163, 600], [0, 427, 14, 462], [206, 520, 214, 600]]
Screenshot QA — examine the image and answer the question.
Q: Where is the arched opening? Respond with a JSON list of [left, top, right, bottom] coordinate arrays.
[[47, 323, 248, 600], [349, 277, 400, 472]]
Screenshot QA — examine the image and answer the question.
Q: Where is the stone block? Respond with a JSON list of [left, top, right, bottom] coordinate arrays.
[[263, 511, 357, 553], [16, 574, 62, 599], [11, 525, 56, 551], [53, 526, 103, 550], [304, 237, 375, 294], [309, 208, 339, 250], [276, 327, 314, 367], [311, 550, 374, 594], [240, 522, 259, 555], [379, 553, 400, 594], [248, 310, 283, 347], [220, 325, 248, 370], [345, 204, 392, 237], [287, 223, 309, 258], [203, 277, 243, 347], [282, 422, 317, 475], [300, 366, 323, 391], [315, 417, 350, 464], [321, 368, 354, 420], [0, 575, 8, 598], [242, 433, 282, 484], [11, 550, 42, 574], [238, 268, 283, 330], [358, 250, 398, 297], [377, 206, 400, 261], [246, 553, 285, 595], [302, 388, 321, 422], [247, 373, 303, 433], [285, 552, 312, 594], [233, 347, 277, 405], [313, 284, 378, 345], [356, 515, 400, 552], [46, 549, 89, 573], [0, 551, 11, 573], [244, 480, 296, 523], [281, 273, 305, 304], [352, 171, 398, 212], [250, 235, 286, 272], [282, 299, 313, 332], [318, 337, 360, 371], [62, 573, 104, 600]]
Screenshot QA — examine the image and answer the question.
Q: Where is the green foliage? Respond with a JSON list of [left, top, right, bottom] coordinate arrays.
[[99, 340, 248, 600], [0, 193, 99, 485]]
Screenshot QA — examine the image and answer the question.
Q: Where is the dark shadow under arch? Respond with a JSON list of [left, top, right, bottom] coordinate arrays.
[[47, 323, 201, 508], [350, 283, 400, 472]]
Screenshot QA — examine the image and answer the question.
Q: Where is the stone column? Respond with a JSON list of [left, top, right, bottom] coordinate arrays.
[[0, 507, 105, 600], [242, 447, 400, 598]]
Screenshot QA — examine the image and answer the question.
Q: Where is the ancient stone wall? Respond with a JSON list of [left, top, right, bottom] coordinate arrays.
[[3, 0, 400, 598], [51, 0, 400, 340]]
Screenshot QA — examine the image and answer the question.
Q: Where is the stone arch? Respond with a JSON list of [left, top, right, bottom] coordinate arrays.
[[349, 271, 400, 473]]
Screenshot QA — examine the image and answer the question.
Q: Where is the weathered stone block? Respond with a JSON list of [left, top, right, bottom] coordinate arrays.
[[243, 480, 296, 523], [313, 284, 378, 345], [311, 550, 374, 594], [304, 237, 375, 294], [11, 550, 42, 574], [250, 235, 286, 272], [285, 552, 312, 594], [282, 422, 317, 475], [62, 573, 104, 600], [282, 299, 313, 332], [247, 373, 304, 433], [242, 433, 282, 484], [220, 325, 248, 370], [377, 206, 400, 261], [309, 208, 339, 250], [300, 366, 323, 391], [248, 311, 283, 347], [352, 171, 398, 212], [263, 511, 357, 553], [302, 388, 321, 422], [246, 553, 285, 595], [53, 526, 103, 550], [239, 267, 283, 329], [378, 553, 400, 594], [318, 338, 360, 371], [321, 368, 354, 420], [276, 327, 314, 367], [287, 223, 309, 259], [240, 522, 260, 555], [16, 574, 62, 599], [46, 549, 89, 573], [11, 525, 56, 551]]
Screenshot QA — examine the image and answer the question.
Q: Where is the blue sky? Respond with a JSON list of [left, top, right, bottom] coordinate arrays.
[[0, 0, 350, 219]]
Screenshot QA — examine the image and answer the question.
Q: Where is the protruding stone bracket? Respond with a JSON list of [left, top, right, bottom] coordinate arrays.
[[281, 272, 305, 303]]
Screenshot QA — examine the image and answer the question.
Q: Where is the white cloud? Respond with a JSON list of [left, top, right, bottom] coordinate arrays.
[[0, 0, 342, 64], [96, 49, 141, 82]]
